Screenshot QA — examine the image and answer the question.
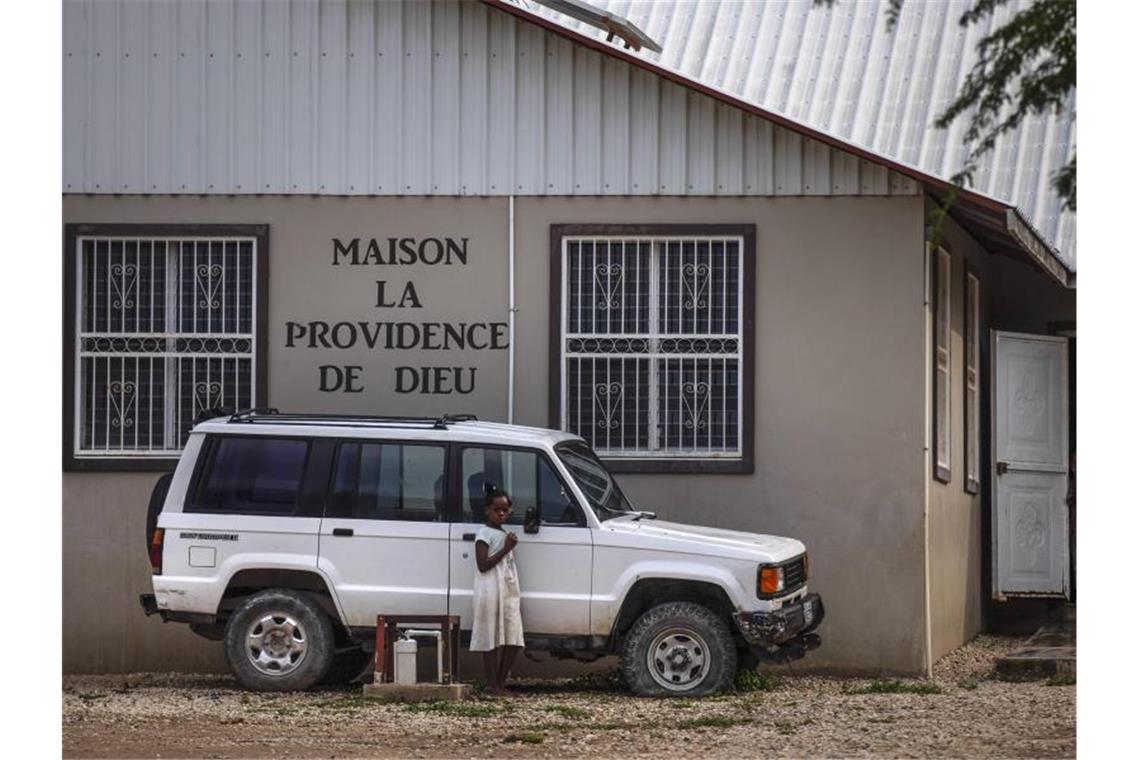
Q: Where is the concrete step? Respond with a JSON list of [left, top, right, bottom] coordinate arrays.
[[996, 622, 1076, 679]]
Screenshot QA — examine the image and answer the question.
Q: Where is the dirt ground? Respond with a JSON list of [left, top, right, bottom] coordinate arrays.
[[63, 635, 1074, 759]]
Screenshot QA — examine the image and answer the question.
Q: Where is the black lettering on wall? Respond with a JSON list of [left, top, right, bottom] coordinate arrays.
[[330, 237, 470, 266], [320, 365, 364, 393], [393, 366, 477, 394], [446, 238, 468, 266], [332, 238, 360, 265]]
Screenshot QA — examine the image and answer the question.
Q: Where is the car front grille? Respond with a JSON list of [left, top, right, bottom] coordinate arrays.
[[783, 556, 806, 590]]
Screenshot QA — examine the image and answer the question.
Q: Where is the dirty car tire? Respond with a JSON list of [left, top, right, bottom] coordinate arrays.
[[621, 601, 737, 697], [224, 589, 334, 692]]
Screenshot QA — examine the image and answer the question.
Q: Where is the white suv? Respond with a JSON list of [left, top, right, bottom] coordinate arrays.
[[141, 410, 824, 695]]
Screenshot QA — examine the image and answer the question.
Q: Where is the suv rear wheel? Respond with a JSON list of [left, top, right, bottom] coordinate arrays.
[[620, 601, 737, 697], [223, 589, 334, 691]]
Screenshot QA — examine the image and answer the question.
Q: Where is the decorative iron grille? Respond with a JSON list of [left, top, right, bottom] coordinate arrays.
[[75, 237, 257, 457], [561, 237, 743, 458]]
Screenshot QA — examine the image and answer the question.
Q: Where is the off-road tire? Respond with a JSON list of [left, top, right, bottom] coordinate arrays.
[[620, 601, 737, 697], [223, 589, 335, 691]]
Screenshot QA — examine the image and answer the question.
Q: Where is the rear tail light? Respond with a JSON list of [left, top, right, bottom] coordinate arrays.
[[149, 528, 164, 575]]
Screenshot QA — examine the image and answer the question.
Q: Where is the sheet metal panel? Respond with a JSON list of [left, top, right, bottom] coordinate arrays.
[[432, 0, 462, 194], [64, 0, 921, 205], [534, 0, 1074, 264], [460, 1, 491, 194], [62, 0, 88, 193]]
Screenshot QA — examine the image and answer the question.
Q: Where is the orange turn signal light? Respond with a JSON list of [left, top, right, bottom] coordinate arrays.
[[759, 566, 784, 595]]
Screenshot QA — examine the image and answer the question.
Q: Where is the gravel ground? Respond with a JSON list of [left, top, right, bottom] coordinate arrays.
[[63, 635, 1074, 759]]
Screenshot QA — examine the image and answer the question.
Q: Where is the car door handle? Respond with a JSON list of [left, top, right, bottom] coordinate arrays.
[[462, 532, 476, 542], [332, 528, 354, 537]]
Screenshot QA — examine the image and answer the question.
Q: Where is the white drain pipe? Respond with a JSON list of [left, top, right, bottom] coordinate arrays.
[[507, 195, 516, 424]]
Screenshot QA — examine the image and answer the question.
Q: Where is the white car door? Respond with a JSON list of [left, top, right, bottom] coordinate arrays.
[[448, 445, 592, 636], [317, 439, 451, 627]]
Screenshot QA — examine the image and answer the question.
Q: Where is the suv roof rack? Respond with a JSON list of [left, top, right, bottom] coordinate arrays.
[[225, 409, 478, 430]]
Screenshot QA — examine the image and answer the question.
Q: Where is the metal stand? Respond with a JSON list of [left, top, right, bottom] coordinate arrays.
[[373, 614, 461, 685]]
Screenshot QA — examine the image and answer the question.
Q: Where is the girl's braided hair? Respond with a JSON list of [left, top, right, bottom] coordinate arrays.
[[483, 482, 512, 508]]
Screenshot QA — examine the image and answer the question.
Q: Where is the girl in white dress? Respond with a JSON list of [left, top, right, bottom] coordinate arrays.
[[470, 487, 524, 695]]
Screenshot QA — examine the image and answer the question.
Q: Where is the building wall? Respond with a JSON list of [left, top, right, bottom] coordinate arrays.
[[63, 192, 929, 675], [515, 195, 929, 674], [925, 210, 989, 665]]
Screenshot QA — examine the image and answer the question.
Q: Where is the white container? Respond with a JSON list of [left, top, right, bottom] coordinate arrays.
[[393, 638, 418, 685]]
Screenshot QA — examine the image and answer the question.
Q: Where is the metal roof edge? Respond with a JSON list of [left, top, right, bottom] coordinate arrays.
[[481, 0, 1074, 286], [1005, 209, 1075, 288]]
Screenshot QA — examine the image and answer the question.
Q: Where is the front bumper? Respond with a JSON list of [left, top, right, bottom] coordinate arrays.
[[733, 592, 824, 647]]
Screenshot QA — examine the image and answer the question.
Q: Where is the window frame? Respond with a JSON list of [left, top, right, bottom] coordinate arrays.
[[325, 437, 451, 523], [548, 224, 755, 474], [62, 223, 269, 471], [187, 434, 315, 517], [931, 243, 952, 484], [964, 267, 981, 495], [453, 442, 588, 528]]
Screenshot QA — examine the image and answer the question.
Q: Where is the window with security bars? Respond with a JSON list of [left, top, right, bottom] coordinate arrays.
[[557, 230, 749, 466], [70, 229, 263, 462]]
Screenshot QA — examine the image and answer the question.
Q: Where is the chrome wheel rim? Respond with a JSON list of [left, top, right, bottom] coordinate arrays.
[[647, 627, 711, 691], [245, 612, 308, 676]]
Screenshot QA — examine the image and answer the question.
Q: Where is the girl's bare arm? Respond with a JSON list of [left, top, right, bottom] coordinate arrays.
[[475, 534, 518, 573]]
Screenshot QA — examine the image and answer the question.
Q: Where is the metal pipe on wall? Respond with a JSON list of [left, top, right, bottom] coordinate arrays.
[[508, 196, 516, 424]]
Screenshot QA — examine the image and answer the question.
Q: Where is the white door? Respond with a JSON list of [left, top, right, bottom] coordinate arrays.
[[317, 440, 451, 627], [449, 446, 592, 635], [992, 331, 1070, 599]]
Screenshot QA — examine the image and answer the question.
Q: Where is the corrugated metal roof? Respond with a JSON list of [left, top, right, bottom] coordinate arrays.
[[62, 0, 920, 200], [524, 0, 1075, 267]]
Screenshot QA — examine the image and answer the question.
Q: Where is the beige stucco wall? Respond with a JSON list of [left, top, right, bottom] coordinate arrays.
[[63, 472, 226, 673], [923, 204, 1076, 665], [514, 196, 929, 674], [925, 210, 989, 665], [63, 193, 929, 675]]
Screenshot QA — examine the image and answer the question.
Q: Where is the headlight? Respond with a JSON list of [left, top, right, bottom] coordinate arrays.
[[758, 565, 785, 596]]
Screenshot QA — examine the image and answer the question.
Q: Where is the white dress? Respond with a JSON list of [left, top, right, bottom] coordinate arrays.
[[469, 525, 525, 651]]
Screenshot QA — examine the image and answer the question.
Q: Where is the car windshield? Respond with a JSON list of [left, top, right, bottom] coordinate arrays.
[[556, 441, 636, 521]]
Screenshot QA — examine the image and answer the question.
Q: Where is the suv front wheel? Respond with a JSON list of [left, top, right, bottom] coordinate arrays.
[[223, 589, 335, 691], [620, 601, 737, 697]]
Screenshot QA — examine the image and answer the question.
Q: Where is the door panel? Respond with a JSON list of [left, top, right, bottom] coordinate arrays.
[[317, 441, 450, 627], [319, 521, 450, 625], [448, 523, 592, 635], [996, 471, 1068, 594], [995, 335, 1067, 470], [993, 331, 1069, 599], [449, 446, 592, 635]]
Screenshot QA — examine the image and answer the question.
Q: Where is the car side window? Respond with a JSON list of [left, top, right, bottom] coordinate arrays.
[[326, 441, 446, 522], [460, 446, 584, 527], [190, 436, 310, 515]]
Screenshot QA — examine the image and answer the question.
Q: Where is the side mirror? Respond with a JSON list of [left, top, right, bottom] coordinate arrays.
[[523, 506, 540, 534]]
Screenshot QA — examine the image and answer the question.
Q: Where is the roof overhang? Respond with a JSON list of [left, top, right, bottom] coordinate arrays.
[[482, 0, 1074, 289]]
